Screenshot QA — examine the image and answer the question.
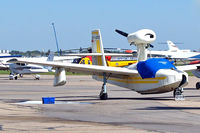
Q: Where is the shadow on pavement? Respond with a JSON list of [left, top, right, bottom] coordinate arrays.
[[54, 95, 174, 101], [135, 106, 200, 110]]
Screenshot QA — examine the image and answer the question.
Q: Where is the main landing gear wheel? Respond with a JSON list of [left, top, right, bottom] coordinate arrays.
[[35, 75, 40, 80], [196, 82, 200, 90], [19, 74, 23, 78], [99, 85, 108, 100], [99, 73, 108, 100], [173, 87, 184, 101]]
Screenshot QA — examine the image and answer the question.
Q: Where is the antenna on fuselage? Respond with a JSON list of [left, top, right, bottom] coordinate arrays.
[[52, 22, 60, 56]]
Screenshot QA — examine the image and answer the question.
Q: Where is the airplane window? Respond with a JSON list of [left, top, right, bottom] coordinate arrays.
[[31, 67, 40, 69]]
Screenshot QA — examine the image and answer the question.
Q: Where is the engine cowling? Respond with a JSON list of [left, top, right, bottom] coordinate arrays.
[[115, 29, 156, 61], [127, 29, 156, 45], [54, 68, 66, 86]]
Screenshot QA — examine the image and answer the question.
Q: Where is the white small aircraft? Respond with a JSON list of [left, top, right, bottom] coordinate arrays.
[[9, 29, 200, 100], [0, 55, 22, 70], [166, 41, 191, 52], [148, 41, 200, 59], [9, 53, 54, 80]]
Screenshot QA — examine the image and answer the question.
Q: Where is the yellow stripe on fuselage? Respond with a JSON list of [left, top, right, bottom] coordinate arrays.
[[107, 60, 137, 67], [110, 78, 159, 84], [127, 77, 166, 80], [97, 76, 166, 84]]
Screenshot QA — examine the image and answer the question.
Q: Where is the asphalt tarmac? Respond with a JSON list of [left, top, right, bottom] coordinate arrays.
[[0, 75, 200, 133]]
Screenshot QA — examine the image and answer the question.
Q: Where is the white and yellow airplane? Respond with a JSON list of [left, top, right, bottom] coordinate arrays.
[[9, 29, 200, 100]]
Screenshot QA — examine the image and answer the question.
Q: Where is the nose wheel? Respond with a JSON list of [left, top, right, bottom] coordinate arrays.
[[173, 87, 184, 100]]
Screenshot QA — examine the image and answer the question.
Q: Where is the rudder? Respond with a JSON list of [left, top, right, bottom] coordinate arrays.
[[91, 29, 106, 66]]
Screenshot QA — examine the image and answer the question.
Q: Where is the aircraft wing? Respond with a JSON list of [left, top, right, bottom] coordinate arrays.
[[176, 64, 200, 72], [8, 59, 138, 76]]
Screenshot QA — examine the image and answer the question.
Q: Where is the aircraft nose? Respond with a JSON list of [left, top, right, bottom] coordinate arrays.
[[156, 69, 188, 88], [174, 70, 188, 87]]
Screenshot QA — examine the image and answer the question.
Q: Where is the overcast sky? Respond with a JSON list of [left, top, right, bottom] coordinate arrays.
[[0, 0, 199, 51]]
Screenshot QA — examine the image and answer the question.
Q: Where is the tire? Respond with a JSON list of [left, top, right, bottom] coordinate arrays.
[[196, 82, 200, 90], [100, 93, 108, 100]]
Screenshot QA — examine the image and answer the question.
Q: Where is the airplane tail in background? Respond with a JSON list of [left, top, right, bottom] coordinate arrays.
[[45, 52, 54, 72], [91, 29, 107, 66], [47, 51, 54, 61], [167, 41, 180, 52]]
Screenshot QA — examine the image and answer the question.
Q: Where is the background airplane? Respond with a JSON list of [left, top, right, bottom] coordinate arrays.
[[188, 60, 200, 89], [78, 55, 137, 67], [10, 29, 200, 101], [192, 67, 200, 89], [9, 52, 54, 80], [65, 40, 200, 67], [0, 55, 22, 70], [147, 41, 200, 60], [166, 41, 191, 52]]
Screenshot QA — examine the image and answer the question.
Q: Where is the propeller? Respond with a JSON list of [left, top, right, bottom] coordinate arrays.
[[115, 29, 128, 37]]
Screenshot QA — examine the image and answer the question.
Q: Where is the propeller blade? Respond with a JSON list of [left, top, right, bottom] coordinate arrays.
[[115, 29, 128, 37], [145, 44, 154, 49], [149, 44, 154, 48]]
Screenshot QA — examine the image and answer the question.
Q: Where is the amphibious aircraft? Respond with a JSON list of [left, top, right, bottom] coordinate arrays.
[[9, 52, 54, 80], [9, 29, 200, 100]]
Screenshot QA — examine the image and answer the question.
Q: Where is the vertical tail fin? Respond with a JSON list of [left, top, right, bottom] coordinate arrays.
[[45, 51, 54, 72], [167, 40, 180, 52], [91, 29, 107, 66], [47, 51, 54, 61]]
